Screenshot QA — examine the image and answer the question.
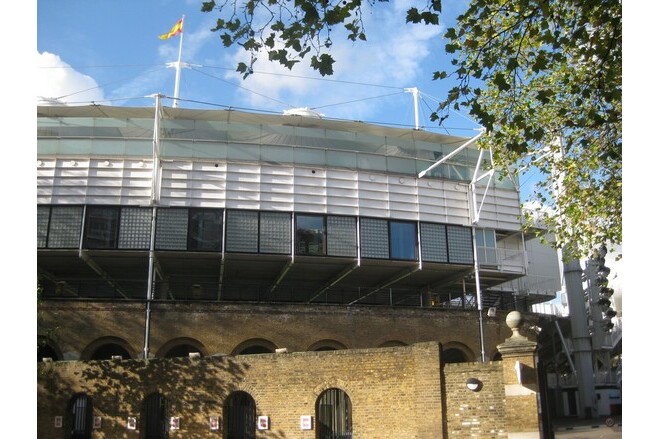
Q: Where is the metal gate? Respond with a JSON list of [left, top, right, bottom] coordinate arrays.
[[225, 391, 256, 439], [143, 392, 168, 439], [316, 388, 352, 439], [70, 393, 92, 439]]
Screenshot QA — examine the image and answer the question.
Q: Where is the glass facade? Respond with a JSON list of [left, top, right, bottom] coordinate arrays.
[[37, 204, 475, 264], [37, 111, 517, 188]]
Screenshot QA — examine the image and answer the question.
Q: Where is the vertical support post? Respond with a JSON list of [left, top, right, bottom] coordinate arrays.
[[172, 16, 185, 108], [143, 93, 162, 360], [497, 311, 542, 438]]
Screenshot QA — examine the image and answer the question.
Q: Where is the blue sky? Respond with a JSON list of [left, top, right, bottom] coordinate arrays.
[[37, 0, 551, 199], [37, 0, 481, 134]]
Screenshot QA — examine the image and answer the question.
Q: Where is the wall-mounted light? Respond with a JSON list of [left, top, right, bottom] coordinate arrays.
[[275, 348, 288, 354], [466, 377, 483, 392], [189, 352, 201, 359], [111, 355, 123, 361]]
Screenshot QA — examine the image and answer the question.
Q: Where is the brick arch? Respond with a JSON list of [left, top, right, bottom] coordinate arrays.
[[441, 341, 476, 363], [38, 336, 63, 361], [155, 337, 207, 358], [307, 339, 347, 351], [231, 338, 277, 355], [222, 383, 263, 410], [312, 379, 355, 400], [80, 336, 137, 360]]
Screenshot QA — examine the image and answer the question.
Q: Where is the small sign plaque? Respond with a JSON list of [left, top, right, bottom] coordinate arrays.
[[300, 415, 313, 430]]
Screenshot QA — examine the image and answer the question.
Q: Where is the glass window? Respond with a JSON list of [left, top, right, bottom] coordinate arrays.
[[188, 208, 222, 251], [389, 221, 417, 260], [48, 206, 83, 248], [84, 206, 119, 249], [37, 206, 50, 248], [118, 207, 151, 249], [226, 210, 258, 253], [225, 392, 256, 439], [420, 223, 448, 263], [476, 228, 498, 266], [360, 218, 389, 259], [260, 212, 291, 254], [155, 208, 188, 250], [327, 216, 357, 257], [296, 215, 326, 255], [316, 388, 352, 439], [447, 225, 473, 264]]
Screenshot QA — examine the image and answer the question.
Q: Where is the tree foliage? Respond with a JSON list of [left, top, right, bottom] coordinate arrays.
[[201, 0, 622, 259]]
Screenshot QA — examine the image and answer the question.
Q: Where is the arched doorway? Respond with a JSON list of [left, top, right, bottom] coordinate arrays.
[[69, 393, 92, 439], [142, 392, 168, 439], [316, 388, 352, 439], [224, 391, 256, 439]]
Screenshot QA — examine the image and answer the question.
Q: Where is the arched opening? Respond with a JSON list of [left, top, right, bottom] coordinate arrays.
[[163, 344, 203, 358], [316, 388, 352, 439], [224, 391, 256, 439], [232, 338, 276, 355], [89, 343, 131, 360], [308, 339, 347, 351], [38, 342, 61, 362], [69, 393, 93, 439], [81, 337, 135, 361], [239, 345, 273, 354], [442, 347, 469, 363], [142, 392, 168, 439]]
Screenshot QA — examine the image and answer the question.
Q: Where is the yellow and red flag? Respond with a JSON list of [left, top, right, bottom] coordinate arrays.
[[159, 18, 183, 40]]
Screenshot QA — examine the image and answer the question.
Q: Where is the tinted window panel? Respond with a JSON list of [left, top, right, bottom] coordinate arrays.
[[390, 221, 417, 260], [188, 209, 222, 251], [296, 215, 325, 255], [85, 206, 119, 249]]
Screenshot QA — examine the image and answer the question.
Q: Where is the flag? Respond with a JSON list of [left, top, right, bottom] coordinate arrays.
[[159, 18, 183, 40]]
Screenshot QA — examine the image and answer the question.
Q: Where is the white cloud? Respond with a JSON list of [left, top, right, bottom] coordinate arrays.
[[36, 51, 105, 105], [219, 0, 443, 121]]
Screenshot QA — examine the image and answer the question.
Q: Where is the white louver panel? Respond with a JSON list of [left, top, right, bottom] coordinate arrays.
[[294, 167, 328, 213], [472, 186, 522, 231], [38, 158, 520, 231], [388, 175, 419, 221], [358, 173, 389, 218], [326, 169, 358, 216], [37, 158, 152, 205], [260, 165, 294, 211]]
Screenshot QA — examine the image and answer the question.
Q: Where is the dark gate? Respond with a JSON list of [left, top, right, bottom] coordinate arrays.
[[225, 391, 256, 439]]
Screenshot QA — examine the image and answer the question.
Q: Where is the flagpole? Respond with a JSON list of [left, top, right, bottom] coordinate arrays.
[[173, 15, 185, 108]]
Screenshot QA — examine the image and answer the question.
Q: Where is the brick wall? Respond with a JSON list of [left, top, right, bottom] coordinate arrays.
[[39, 342, 448, 438], [444, 362, 507, 438], [39, 301, 530, 362]]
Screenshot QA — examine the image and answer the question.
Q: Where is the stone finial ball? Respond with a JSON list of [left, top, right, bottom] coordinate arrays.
[[506, 311, 523, 330]]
